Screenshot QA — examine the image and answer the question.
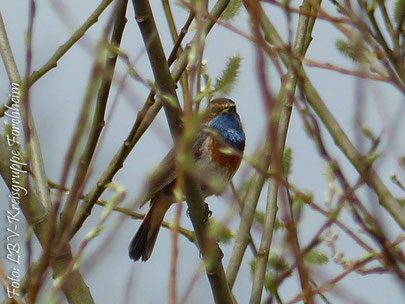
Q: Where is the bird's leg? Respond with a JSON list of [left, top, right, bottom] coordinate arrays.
[[204, 202, 213, 220]]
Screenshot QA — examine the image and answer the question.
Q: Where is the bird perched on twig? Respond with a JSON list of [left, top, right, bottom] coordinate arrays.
[[129, 98, 245, 262]]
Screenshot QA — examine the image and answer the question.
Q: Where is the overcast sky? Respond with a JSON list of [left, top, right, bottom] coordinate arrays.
[[1, 0, 405, 303]]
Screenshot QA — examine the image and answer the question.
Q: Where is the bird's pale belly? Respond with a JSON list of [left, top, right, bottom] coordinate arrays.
[[195, 136, 242, 197]]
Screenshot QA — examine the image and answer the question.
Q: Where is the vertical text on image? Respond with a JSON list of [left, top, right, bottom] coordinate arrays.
[[4, 82, 26, 299]]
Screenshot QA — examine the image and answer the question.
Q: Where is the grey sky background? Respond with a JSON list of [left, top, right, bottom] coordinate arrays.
[[1, 0, 405, 303]]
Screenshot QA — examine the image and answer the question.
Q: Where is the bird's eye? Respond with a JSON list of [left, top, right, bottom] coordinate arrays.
[[224, 103, 235, 112]]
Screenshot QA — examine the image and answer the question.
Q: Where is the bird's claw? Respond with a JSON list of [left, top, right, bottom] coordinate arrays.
[[186, 202, 212, 222], [204, 202, 212, 221]]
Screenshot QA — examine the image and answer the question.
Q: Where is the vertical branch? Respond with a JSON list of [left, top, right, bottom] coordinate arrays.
[[226, 140, 271, 288], [0, 11, 52, 211], [249, 0, 321, 303], [183, 170, 234, 304], [132, 0, 183, 139], [0, 14, 19, 83], [132, 0, 234, 302], [169, 204, 182, 304], [0, 12, 95, 303], [176, 1, 233, 302]]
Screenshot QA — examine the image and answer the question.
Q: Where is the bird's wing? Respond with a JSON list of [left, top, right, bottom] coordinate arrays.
[[138, 148, 177, 207], [137, 127, 210, 207]]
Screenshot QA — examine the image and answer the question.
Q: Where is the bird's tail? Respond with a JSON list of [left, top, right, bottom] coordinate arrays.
[[129, 194, 171, 261]]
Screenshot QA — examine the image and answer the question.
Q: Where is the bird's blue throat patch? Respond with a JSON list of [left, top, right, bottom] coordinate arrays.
[[208, 112, 246, 151]]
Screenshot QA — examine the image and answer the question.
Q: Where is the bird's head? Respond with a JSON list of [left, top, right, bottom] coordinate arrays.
[[204, 98, 237, 121]]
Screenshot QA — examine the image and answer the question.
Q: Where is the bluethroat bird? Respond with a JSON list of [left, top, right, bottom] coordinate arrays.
[[129, 98, 245, 261]]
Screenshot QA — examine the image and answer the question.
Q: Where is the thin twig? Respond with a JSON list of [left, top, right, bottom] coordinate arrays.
[[161, 0, 191, 101], [58, 0, 128, 247], [71, 0, 236, 239], [249, 0, 320, 302], [285, 236, 405, 303], [0, 0, 114, 117], [226, 142, 271, 289], [0, 5, 96, 304], [259, 0, 405, 230]]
